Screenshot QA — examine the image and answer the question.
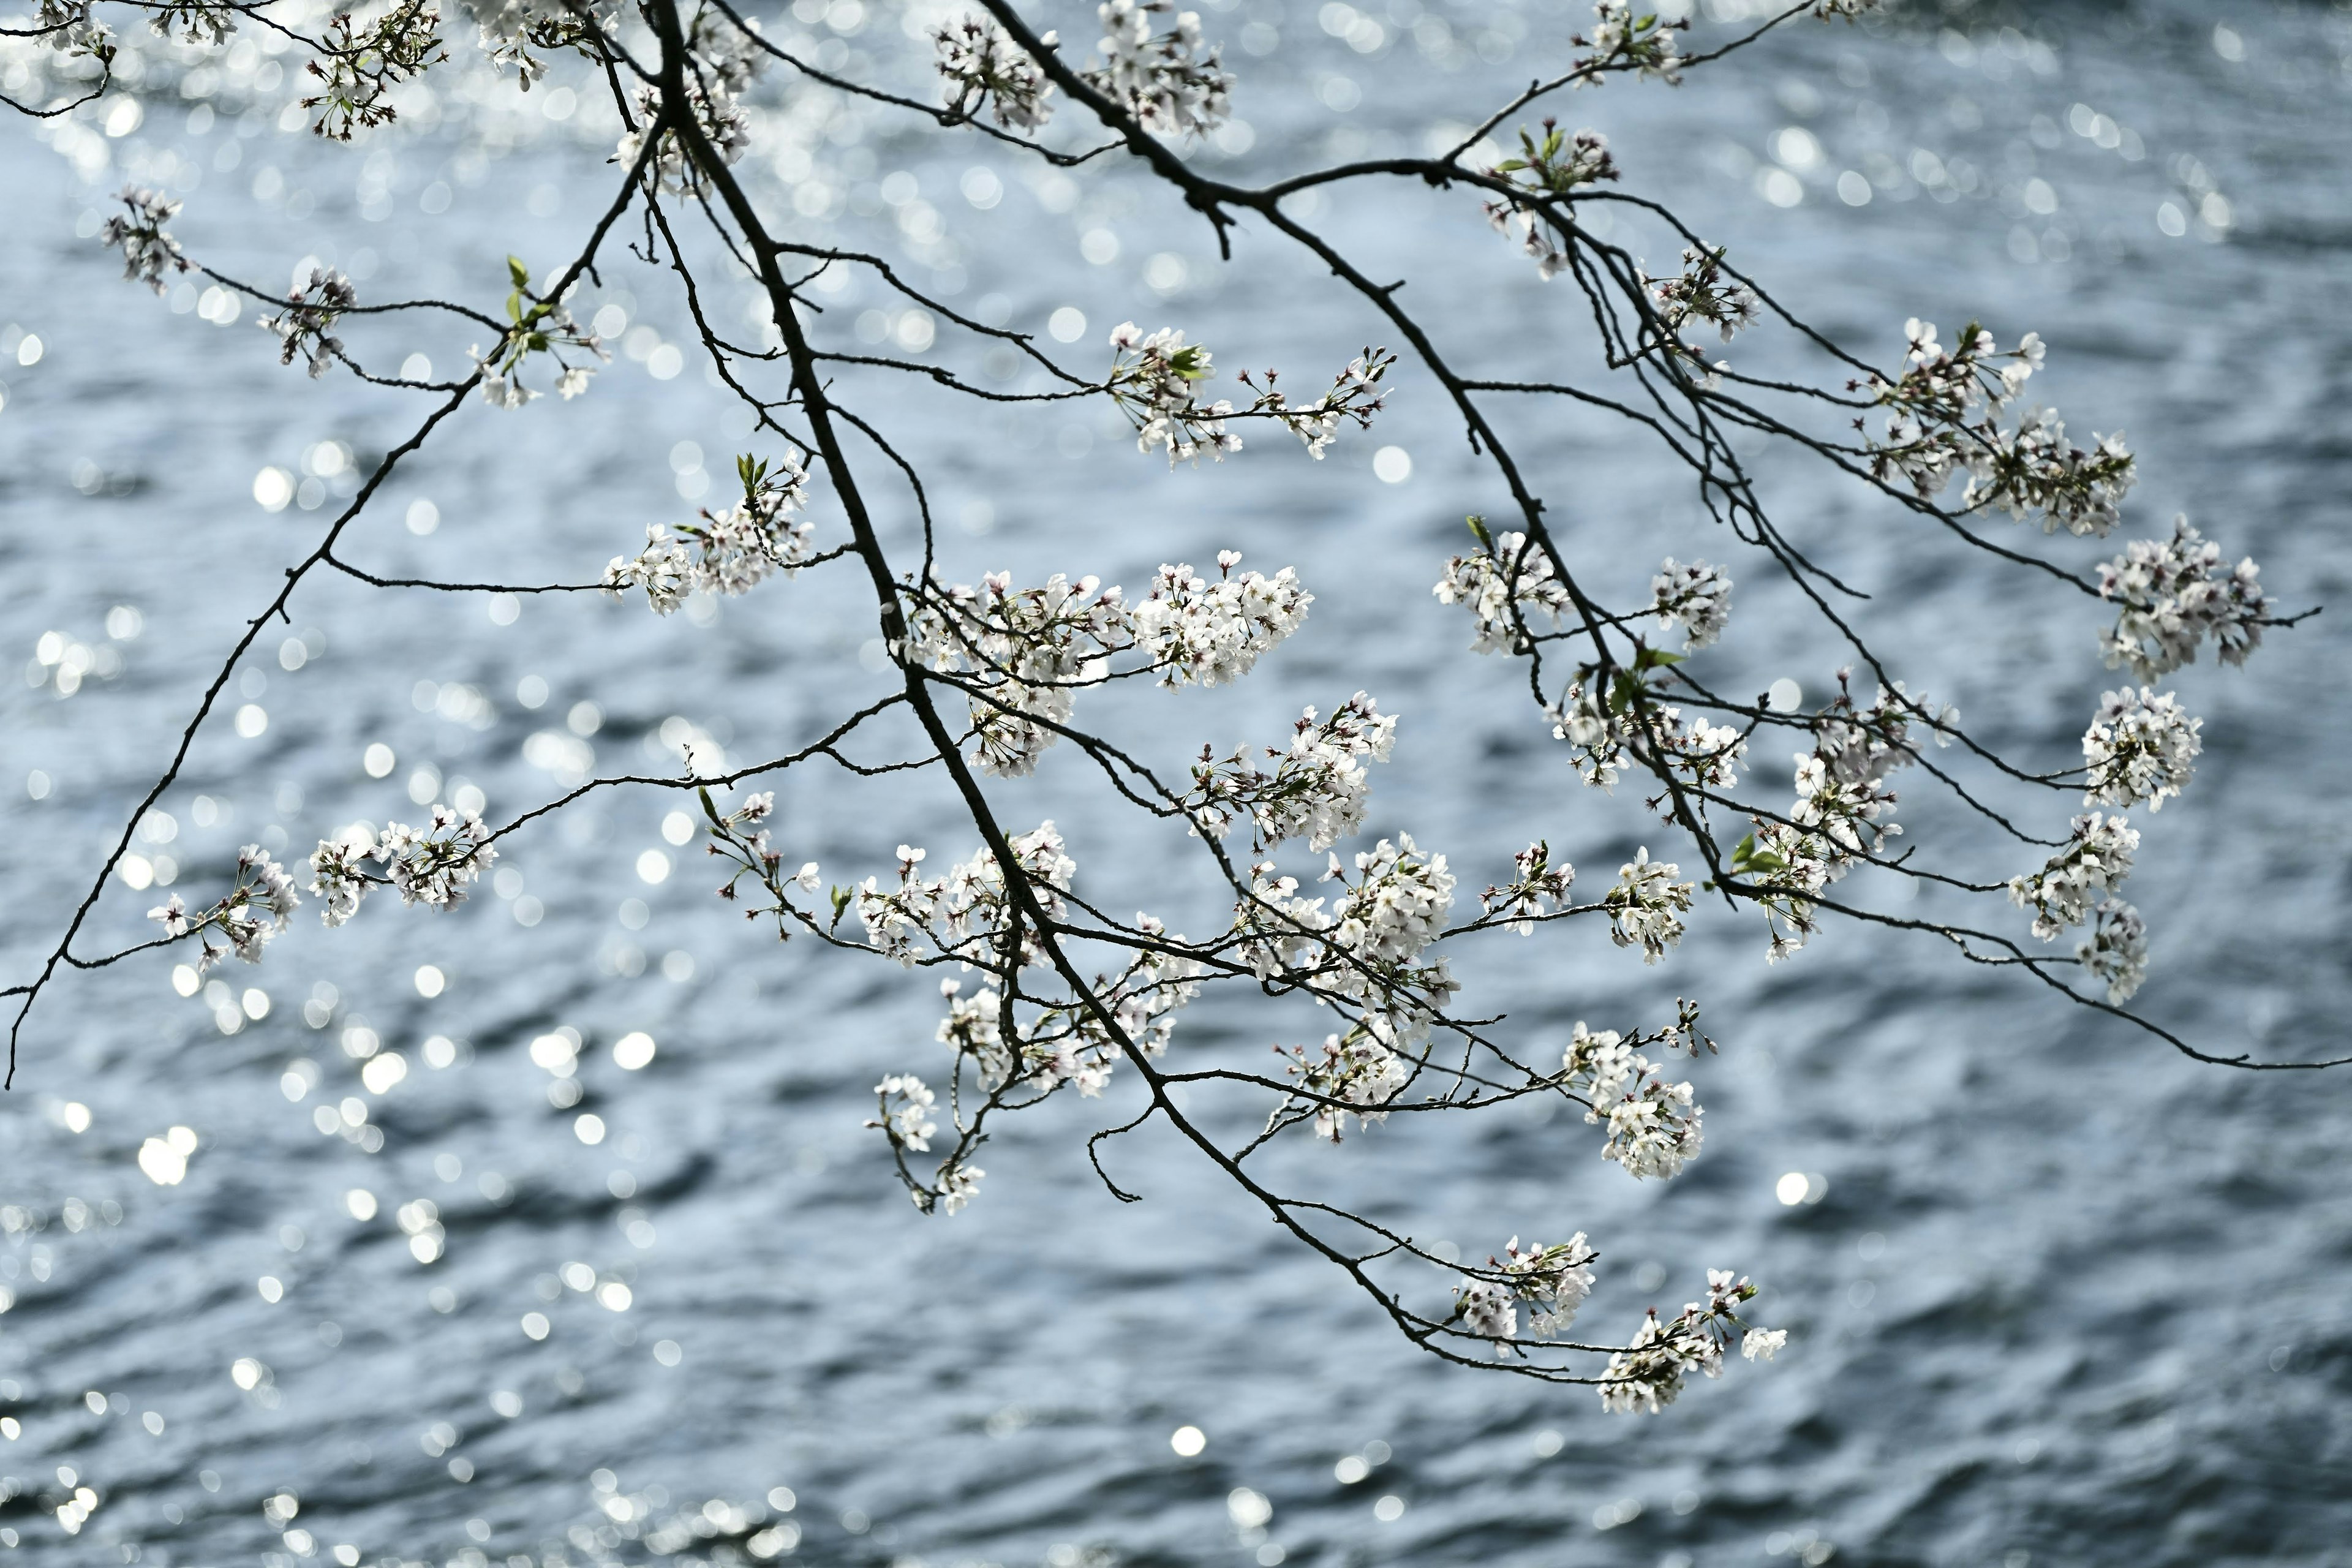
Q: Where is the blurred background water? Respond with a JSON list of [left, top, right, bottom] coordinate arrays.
[[3, 0, 2351, 1564]]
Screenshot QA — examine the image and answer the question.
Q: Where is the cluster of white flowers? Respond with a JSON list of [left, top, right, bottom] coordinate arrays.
[[455, 0, 594, 86], [1574, 0, 1685, 86], [309, 807, 497, 925], [98, 187, 187, 293], [869, 1074, 938, 1152], [1482, 840, 1575, 934], [1562, 1022, 1702, 1178], [1186, 693, 1396, 851], [907, 571, 1132, 777], [1084, 0, 1232, 138], [1130, 553, 1313, 687], [381, 807, 499, 908], [1453, 1234, 1597, 1355], [1599, 1269, 1779, 1415], [1736, 676, 1949, 957], [466, 259, 606, 409], [1232, 349, 1395, 459], [1329, 835, 1456, 970], [2008, 812, 2138, 941], [1105, 327, 1389, 466], [932, 13, 1056, 130], [34, 0, 115, 59], [2078, 899, 2149, 1003], [1434, 526, 1573, 655], [1481, 124, 1618, 279], [148, 845, 300, 973], [1868, 320, 2135, 537], [614, 9, 759, 190], [699, 791, 830, 938], [1284, 1028, 1411, 1141], [2097, 516, 2267, 680], [1966, 405, 2138, 538], [2082, 686, 2201, 813], [607, 454, 817, 613], [864, 1069, 994, 1212], [1541, 659, 1745, 799], [1603, 850, 1692, 963], [258, 267, 356, 378], [907, 554, 1308, 775], [1643, 247, 1760, 350], [1235, 837, 1461, 1047], [1543, 677, 1627, 790], [854, 822, 1075, 975], [1107, 322, 1240, 464], [1650, 558, 1732, 650]]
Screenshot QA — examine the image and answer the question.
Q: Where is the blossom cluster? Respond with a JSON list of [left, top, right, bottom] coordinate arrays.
[[1544, 655, 1745, 797], [147, 845, 300, 974], [1643, 247, 1760, 353], [608, 454, 818, 612], [1236, 836, 1461, 1049], [1481, 122, 1617, 279], [1650, 558, 1732, 650], [1106, 323, 1240, 463], [1602, 849, 1693, 963], [258, 267, 357, 378], [1866, 319, 2135, 538], [614, 7, 760, 191], [301, 0, 445, 141], [1481, 840, 1575, 934], [307, 805, 497, 927], [1084, 0, 1232, 139], [906, 571, 1135, 776], [1562, 1020, 1702, 1178], [1106, 325, 1392, 464], [1572, 0, 1686, 86], [1282, 1027, 1412, 1141], [1231, 348, 1395, 459], [907, 554, 1308, 775], [2078, 898, 2149, 1003], [1733, 676, 1949, 960], [1433, 524, 1574, 655], [1454, 1234, 1597, 1354], [1185, 692, 1396, 851], [98, 187, 187, 294], [2007, 812, 2138, 941], [470, 257, 606, 407], [1130, 553, 1314, 687], [1599, 1269, 1782, 1415], [2081, 686, 2201, 813], [932, 14, 1056, 131], [2097, 516, 2267, 680]]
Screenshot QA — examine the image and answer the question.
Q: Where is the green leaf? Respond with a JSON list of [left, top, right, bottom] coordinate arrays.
[[507, 255, 530, 290], [1464, 514, 1494, 551]]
